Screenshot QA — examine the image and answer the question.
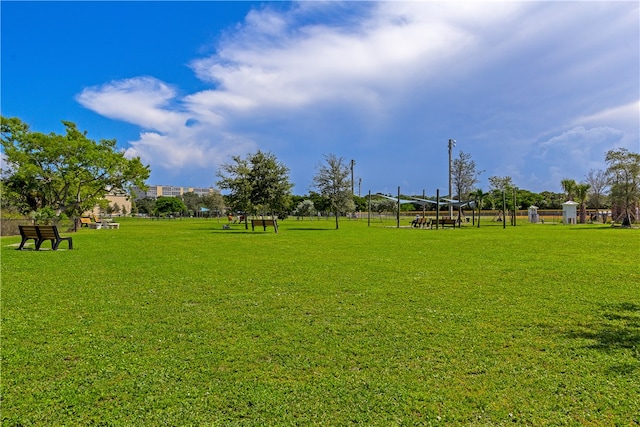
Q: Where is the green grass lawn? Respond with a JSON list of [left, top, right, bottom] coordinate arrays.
[[2, 218, 639, 425]]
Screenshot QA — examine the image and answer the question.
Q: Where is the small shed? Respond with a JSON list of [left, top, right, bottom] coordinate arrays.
[[562, 201, 579, 225], [528, 205, 539, 223]]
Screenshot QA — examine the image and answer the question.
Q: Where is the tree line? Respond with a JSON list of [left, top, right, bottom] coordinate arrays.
[[2, 116, 638, 228]]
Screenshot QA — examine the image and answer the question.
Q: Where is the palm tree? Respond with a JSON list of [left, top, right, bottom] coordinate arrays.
[[561, 178, 577, 201], [574, 183, 591, 224]]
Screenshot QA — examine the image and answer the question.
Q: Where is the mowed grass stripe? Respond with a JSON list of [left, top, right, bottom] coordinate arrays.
[[2, 218, 639, 425]]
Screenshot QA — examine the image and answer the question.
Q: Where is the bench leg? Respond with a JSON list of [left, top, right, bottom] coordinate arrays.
[[17, 237, 32, 250], [52, 237, 73, 250], [36, 239, 54, 250]]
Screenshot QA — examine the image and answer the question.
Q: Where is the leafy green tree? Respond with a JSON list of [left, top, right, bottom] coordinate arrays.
[[154, 196, 186, 216], [606, 148, 640, 225], [307, 191, 331, 216], [488, 176, 514, 220], [135, 197, 156, 216], [248, 150, 293, 216], [217, 155, 252, 225], [202, 192, 226, 216], [538, 191, 565, 209], [352, 195, 368, 212], [311, 154, 355, 229], [1, 116, 150, 219], [370, 197, 400, 217], [217, 150, 293, 225], [180, 192, 203, 213], [293, 200, 316, 219]]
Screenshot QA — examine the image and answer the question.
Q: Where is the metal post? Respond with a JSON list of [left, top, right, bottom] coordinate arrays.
[[436, 189, 440, 230], [512, 187, 517, 226], [368, 190, 371, 227], [448, 139, 456, 218], [502, 190, 507, 229], [397, 186, 400, 228]]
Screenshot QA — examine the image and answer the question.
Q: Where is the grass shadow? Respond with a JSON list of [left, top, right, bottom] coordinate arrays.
[[286, 227, 335, 231], [567, 302, 640, 374]]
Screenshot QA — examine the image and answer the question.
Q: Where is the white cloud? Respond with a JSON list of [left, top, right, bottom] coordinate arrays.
[[76, 77, 188, 133], [77, 76, 257, 178], [528, 126, 624, 189], [76, 1, 638, 192]]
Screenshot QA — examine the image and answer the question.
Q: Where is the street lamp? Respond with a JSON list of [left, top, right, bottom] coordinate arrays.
[[448, 139, 456, 218]]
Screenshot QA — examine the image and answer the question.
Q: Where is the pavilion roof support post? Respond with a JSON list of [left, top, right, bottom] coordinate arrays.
[[436, 189, 440, 230], [397, 186, 400, 229]]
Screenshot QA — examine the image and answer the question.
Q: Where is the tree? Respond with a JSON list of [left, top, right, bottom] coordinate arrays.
[[216, 155, 252, 226], [293, 200, 316, 219], [539, 191, 565, 209], [574, 183, 591, 224], [248, 150, 293, 216], [560, 178, 577, 201], [154, 196, 186, 216], [135, 197, 156, 216], [201, 192, 226, 216], [1, 116, 150, 220], [488, 176, 514, 220], [180, 191, 203, 213], [452, 151, 482, 200], [606, 148, 640, 225], [585, 169, 609, 222], [216, 150, 293, 226], [369, 197, 397, 216], [452, 151, 482, 220], [311, 154, 355, 229]]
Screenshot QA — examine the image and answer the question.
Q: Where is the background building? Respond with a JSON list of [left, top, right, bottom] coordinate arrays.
[[140, 185, 215, 199]]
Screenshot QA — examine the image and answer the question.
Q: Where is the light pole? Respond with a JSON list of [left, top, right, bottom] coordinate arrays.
[[350, 159, 356, 195], [448, 139, 456, 218]]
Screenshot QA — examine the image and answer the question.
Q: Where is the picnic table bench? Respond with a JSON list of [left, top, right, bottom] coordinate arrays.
[[18, 225, 73, 250], [251, 218, 278, 233]]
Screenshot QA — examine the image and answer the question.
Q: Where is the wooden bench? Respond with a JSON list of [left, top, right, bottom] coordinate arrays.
[[18, 225, 73, 250], [251, 218, 278, 233], [80, 217, 92, 227], [412, 217, 431, 228], [430, 218, 458, 229]]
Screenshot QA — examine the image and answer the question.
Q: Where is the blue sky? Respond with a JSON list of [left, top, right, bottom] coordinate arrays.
[[2, 1, 638, 196]]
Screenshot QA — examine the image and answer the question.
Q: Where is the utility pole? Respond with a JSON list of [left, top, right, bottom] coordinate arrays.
[[350, 159, 356, 195], [448, 139, 456, 218]]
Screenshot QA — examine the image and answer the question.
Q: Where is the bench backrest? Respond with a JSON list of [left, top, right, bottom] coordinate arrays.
[[252, 219, 276, 225], [19, 225, 39, 238], [80, 217, 92, 224], [37, 225, 60, 240]]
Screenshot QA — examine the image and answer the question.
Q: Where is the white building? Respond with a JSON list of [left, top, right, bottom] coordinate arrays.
[[140, 185, 216, 199]]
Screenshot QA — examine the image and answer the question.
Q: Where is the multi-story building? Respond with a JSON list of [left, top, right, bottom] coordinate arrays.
[[140, 185, 216, 199]]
